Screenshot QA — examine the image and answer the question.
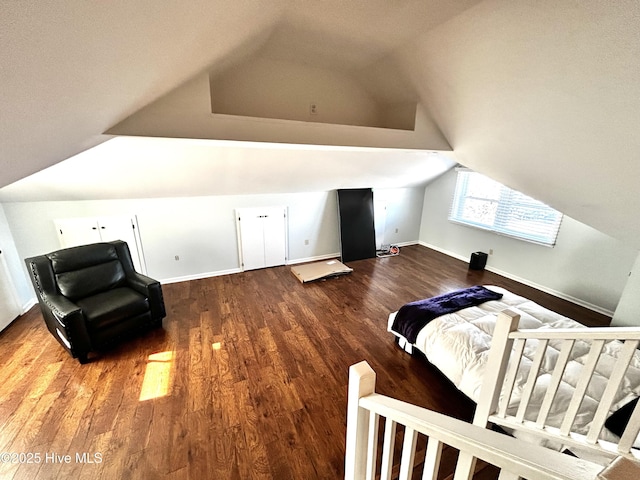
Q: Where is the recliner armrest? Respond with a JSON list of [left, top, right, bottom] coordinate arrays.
[[41, 293, 92, 358], [126, 272, 159, 295], [44, 293, 81, 325], [126, 273, 166, 320]]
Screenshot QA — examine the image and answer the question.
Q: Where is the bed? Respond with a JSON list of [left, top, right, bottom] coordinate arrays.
[[387, 285, 640, 463]]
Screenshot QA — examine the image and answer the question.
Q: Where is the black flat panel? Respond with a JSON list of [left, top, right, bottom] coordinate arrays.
[[337, 188, 376, 262]]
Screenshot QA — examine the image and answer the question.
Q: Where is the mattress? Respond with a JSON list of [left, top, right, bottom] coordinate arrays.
[[388, 286, 640, 449]]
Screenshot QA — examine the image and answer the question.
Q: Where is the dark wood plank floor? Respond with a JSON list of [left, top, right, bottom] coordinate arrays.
[[0, 245, 610, 479]]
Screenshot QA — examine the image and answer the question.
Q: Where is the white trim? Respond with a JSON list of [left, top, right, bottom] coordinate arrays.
[[160, 268, 242, 285], [418, 241, 614, 317], [22, 298, 37, 314], [158, 244, 418, 285], [130, 215, 148, 275], [287, 252, 341, 266], [394, 240, 419, 248]]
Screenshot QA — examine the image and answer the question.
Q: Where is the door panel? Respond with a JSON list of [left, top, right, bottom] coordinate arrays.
[[238, 209, 267, 271], [262, 208, 287, 268], [54, 216, 146, 273], [97, 217, 145, 273], [55, 218, 101, 248]]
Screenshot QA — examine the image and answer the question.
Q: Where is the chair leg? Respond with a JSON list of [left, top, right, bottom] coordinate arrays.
[[77, 354, 89, 364]]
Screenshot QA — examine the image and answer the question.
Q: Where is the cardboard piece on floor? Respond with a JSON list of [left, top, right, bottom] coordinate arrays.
[[291, 259, 353, 283]]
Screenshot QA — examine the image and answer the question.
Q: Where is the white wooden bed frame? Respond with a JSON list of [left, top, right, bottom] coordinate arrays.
[[473, 309, 640, 464]]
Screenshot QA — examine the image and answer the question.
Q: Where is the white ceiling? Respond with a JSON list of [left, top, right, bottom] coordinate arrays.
[[2, 1, 640, 248]]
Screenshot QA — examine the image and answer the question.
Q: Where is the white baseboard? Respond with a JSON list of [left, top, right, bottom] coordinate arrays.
[[159, 252, 342, 284], [418, 241, 614, 317], [161, 268, 242, 285], [394, 241, 419, 248], [22, 298, 37, 314], [287, 252, 341, 266]]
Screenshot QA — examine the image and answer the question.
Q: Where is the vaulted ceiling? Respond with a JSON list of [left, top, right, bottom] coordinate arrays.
[[2, 1, 640, 248]]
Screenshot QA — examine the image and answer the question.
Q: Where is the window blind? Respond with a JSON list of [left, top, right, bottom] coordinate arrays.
[[449, 170, 563, 246]]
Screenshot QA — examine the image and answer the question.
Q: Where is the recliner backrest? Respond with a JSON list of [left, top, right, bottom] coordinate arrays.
[[49, 243, 126, 300]]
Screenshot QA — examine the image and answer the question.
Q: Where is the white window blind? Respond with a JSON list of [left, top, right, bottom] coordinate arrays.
[[449, 170, 563, 246]]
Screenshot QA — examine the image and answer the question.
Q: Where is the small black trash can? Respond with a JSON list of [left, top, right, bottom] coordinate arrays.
[[469, 251, 488, 270]]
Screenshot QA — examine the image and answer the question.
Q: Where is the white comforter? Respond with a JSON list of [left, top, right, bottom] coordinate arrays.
[[388, 286, 640, 449]]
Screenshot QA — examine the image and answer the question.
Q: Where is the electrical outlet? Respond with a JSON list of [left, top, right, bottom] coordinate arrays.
[[395, 228, 399, 233], [304, 239, 309, 245], [489, 249, 494, 255], [174, 255, 180, 261], [309, 103, 318, 115]]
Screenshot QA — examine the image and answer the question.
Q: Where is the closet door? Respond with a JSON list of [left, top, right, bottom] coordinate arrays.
[[54, 216, 147, 273], [55, 218, 101, 248], [96, 216, 146, 273], [236, 207, 287, 271], [238, 209, 269, 271], [262, 209, 287, 268]]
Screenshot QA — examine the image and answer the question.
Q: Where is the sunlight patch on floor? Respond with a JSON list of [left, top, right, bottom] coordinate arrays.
[[139, 351, 174, 401]]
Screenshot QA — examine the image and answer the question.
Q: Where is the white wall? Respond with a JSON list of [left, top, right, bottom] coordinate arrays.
[[3, 187, 424, 299], [0, 205, 33, 310], [108, 73, 451, 151], [375, 187, 425, 247], [210, 57, 390, 129], [612, 252, 640, 326], [419, 169, 638, 315]]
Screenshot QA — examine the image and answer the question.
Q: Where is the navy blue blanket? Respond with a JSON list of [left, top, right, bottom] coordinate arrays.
[[391, 286, 503, 344]]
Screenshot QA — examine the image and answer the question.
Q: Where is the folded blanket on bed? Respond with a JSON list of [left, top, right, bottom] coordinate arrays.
[[391, 286, 503, 343]]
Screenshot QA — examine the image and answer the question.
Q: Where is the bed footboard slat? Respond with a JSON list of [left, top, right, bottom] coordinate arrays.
[[560, 339, 605, 436], [586, 340, 640, 445], [536, 339, 575, 428]]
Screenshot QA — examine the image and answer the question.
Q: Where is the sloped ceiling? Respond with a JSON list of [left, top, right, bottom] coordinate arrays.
[[401, 0, 640, 248], [2, 1, 640, 248]]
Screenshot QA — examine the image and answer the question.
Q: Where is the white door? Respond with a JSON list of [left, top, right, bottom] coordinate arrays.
[[236, 207, 287, 271], [0, 249, 21, 332], [55, 218, 101, 248], [263, 210, 287, 268], [96, 216, 146, 273], [54, 216, 147, 273]]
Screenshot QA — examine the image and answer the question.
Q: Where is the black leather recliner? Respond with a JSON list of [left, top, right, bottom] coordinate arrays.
[[25, 240, 166, 363]]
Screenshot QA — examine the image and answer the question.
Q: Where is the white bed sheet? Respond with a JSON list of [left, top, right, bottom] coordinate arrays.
[[388, 286, 640, 449]]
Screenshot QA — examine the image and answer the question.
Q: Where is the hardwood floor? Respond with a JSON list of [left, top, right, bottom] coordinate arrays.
[[0, 245, 610, 479]]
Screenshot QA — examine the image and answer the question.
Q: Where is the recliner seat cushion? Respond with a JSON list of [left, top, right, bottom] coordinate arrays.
[[76, 287, 149, 331]]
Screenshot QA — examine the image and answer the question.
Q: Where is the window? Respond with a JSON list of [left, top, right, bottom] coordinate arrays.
[[449, 170, 563, 246]]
